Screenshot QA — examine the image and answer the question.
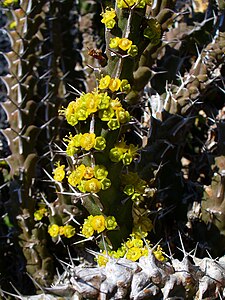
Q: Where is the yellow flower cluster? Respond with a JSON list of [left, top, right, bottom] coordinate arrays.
[[99, 75, 131, 93], [59, 90, 130, 130], [81, 215, 117, 238], [96, 234, 165, 266], [53, 162, 65, 182], [109, 37, 138, 57], [101, 8, 116, 29], [48, 224, 76, 238], [34, 207, 47, 221], [116, 0, 151, 8], [143, 19, 162, 45], [121, 171, 148, 205], [109, 138, 139, 165], [64, 132, 106, 156], [68, 164, 111, 193]]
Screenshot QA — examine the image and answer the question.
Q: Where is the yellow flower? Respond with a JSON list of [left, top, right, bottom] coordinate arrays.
[[101, 8, 116, 21], [123, 184, 135, 196], [101, 178, 111, 190], [118, 38, 132, 51], [98, 92, 111, 109], [96, 251, 108, 267], [109, 37, 120, 48], [101, 8, 116, 29], [94, 136, 106, 151], [105, 216, 117, 230], [91, 215, 106, 233], [120, 79, 131, 93], [109, 147, 124, 162], [109, 78, 121, 92], [63, 225, 76, 238], [48, 224, 59, 238], [3, 0, 18, 6], [81, 216, 94, 238], [80, 133, 96, 151], [84, 178, 102, 193], [98, 107, 115, 121], [53, 163, 65, 182], [83, 166, 94, 179], [84, 93, 99, 114], [153, 245, 165, 261], [107, 118, 120, 130], [126, 247, 142, 261], [94, 165, 108, 180], [110, 99, 122, 110], [115, 107, 130, 123], [105, 19, 116, 29], [34, 207, 47, 221], [68, 164, 86, 186], [127, 45, 138, 57], [63, 101, 78, 126], [99, 75, 111, 90]]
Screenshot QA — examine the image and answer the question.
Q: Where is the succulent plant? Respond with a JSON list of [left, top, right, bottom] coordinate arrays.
[[1, 0, 225, 299]]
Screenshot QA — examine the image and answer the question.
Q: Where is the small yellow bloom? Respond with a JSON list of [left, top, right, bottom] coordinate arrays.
[[109, 78, 121, 92], [84, 178, 102, 193], [105, 19, 116, 29], [91, 215, 106, 233], [94, 136, 106, 151], [101, 8, 116, 27], [115, 107, 130, 123], [53, 163, 65, 182], [99, 75, 111, 90], [83, 166, 94, 179], [98, 107, 115, 121], [127, 45, 138, 57], [118, 38, 132, 51], [107, 118, 120, 130], [63, 225, 76, 238], [126, 247, 142, 261], [94, 165, 108, 180], [80, 133, 96, 151], [62, 101, 78, 126], [81, 216, 95, 238], [96, 251, 108, 267], [109, 37, 120, 48], [34, 207, 47, 221], [101, 178, 111, 190], [153, 245, 165, 261], [48, 224, 59, 238], [120, 79, 131, 93], [68, 164, 86, 186], [105, 216, 117, 230], [84, 93, 99, 114]]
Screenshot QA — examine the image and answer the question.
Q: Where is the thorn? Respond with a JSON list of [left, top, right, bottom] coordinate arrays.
[[26, 273, 45, 294], [72, 235, 94, 245], [67, 83, 82, 96]]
